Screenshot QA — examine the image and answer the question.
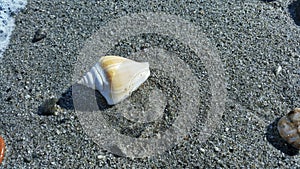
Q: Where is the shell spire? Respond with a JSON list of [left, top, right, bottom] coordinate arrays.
[[78, 56, 150, 105]]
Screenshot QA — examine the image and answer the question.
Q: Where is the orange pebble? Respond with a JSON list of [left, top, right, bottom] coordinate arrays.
[[0, 136, 5, 164]]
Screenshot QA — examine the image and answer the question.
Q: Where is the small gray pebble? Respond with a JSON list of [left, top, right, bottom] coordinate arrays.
[[32, 28, 47, 42], [23, 156, 31, 163]]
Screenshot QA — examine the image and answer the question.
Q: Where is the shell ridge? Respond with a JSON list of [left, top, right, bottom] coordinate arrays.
[[94, 62, 105, 92], [88, 72, 94, 88]]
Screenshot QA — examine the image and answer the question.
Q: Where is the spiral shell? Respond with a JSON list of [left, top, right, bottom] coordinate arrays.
[[277, 108, 300, 149], [78, 56, 150, 105]]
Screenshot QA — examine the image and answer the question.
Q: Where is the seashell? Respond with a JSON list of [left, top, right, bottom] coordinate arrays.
[[277, 108, 300, 149], [0, 135, 5, 164], [78, 56, 150, 105]]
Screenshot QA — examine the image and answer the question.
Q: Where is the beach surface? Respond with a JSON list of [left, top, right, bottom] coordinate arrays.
[[0, 0, 300, 168]]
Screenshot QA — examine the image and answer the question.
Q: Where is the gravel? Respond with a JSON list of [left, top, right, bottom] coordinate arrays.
[[0, 0, 300, 168]]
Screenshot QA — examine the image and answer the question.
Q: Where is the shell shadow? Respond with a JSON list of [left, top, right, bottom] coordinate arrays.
[[288, 0, 300, 26], [57, 84, 111, 112], [266, 117, 299, 156], [57, 86, 74, 110]]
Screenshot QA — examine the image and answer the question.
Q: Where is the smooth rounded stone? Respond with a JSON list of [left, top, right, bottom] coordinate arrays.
[[277, 108, 300, 149], [97, 155, 106, 159], [199, 148, 206, 153]]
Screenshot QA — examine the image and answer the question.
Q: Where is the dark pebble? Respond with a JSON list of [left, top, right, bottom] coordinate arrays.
[[32, 28, 47, 43], [39, 98, 59, 115], [23, 156, 31, 163]]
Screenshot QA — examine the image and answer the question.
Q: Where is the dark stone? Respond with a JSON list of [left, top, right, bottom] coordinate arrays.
[[23, 156, 31, 163], [38, 98, 59, 115], [32, 28, 47, 43]]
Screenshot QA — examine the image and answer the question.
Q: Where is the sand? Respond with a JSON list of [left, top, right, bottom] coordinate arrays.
[[0, 0, 299, 168]]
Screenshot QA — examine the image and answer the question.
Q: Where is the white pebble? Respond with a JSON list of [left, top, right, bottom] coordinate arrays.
[[275, 65, 282, 76], [97, 155, 106, 159], [199, 148, 206, 153], [214, 147, 220, 152], [25, 94, 31, 99]]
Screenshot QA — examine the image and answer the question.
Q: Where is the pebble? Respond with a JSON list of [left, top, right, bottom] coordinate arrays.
[[23, 156, 31, 163], [275, 65, 282, 76], [199, 148, 206, 153], [25, 94, 31, 99], [32, 28, 47, 43], [97, 155, 106, 159], [214, 147, 220, 152], [277, 108, 300, 149], [39, 98, 60, 115], [225, 127, 229, 132], [56, 129, 61, 135]]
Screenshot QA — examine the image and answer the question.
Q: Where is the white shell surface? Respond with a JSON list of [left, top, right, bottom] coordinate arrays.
[[78, 56, 150, 105]]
